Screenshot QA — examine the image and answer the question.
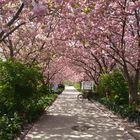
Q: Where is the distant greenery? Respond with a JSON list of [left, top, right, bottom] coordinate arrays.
[[73, 82, 81, 92], [64, 80, 74, 86], [64, 80, 81, 91], [0, 60, 59, 140], [57, 84, 65, 94]]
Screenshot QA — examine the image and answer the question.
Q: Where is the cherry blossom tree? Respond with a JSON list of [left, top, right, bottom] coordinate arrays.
[[1, 0, 140, 104], [55, 0, 140, 104], [91, 0, 140, 104]]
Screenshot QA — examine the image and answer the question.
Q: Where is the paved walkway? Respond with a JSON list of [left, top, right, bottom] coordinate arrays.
[[25, 86, 135, 140]]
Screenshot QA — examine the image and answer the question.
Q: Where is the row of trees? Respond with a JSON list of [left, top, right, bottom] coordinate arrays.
[[0, 0, 72, 84], [59, 0, 140, 105], [1, 0, 140, 104]]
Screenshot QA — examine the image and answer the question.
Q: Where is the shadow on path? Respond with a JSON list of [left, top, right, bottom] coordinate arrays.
[[24, 86, 135, 140]]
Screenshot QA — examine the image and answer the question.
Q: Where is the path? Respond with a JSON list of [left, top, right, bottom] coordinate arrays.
[[24, 86, 135, 140]]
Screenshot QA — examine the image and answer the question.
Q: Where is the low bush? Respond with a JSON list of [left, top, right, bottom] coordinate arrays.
[[98, 70, 129, 105], [25, 94, 58, 123], [95, 97, 140, 126], [0, 93, 58, 139], [52, 84, 65, 94], [93, 70, 140, 126], [0, 113, 22, 140], [58, 84, 65, 89], [0, 60, 59, 139], [0, 60, 42, 115]]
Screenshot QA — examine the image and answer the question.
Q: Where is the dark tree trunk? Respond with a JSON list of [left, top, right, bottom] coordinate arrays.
[[123, 61, 140, 105], [128, 60, 140, 104], [128, 80, 138, 105]]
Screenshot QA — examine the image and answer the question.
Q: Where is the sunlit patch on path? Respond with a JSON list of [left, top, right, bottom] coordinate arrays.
[[24, 86, 135, 140]]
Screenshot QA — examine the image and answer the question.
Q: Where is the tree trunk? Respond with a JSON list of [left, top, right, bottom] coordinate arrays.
[[128, 80, 138, 105], [9, 47, 14, 58], [128, 60, 140, 105], [123, 61, 140, 105]]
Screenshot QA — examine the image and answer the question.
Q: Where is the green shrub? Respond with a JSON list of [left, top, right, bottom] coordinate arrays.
[[58, 84, 65, 89], [26, 94, 58, 123], [52, 84, 65, 94], [0, 113, 22, 140], [98, 70, 129, 105], [0, 60, 42, 114], [0, 60, 58, 139], [97, 97, 140, 126], [73, 82, 81, 91], [56, 84, 65, 94], [38, 84, 50, 95]]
